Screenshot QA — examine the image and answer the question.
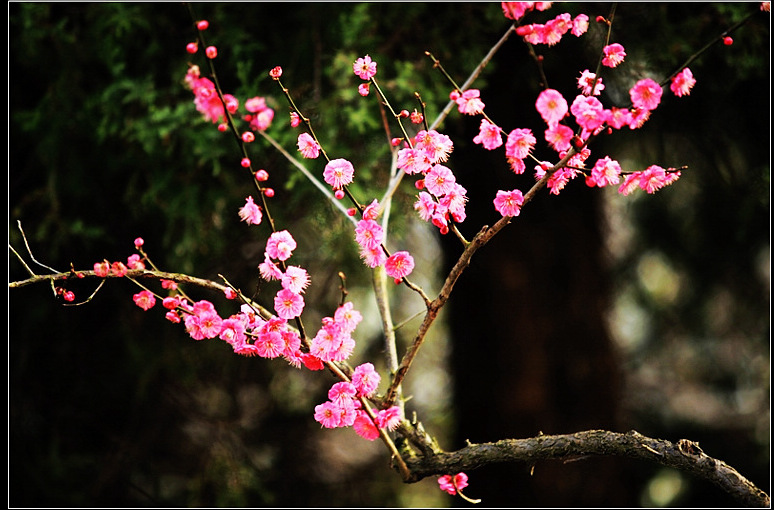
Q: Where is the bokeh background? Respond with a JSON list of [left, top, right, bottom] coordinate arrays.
[[9, 3, 770, 507]]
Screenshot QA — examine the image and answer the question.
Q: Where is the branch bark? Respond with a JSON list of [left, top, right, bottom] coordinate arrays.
[[399, 429, 770, 507]]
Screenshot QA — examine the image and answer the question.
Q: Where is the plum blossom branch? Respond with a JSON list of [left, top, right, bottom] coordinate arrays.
[[384, 150, 576, 406], [378, 23, 517, 222]]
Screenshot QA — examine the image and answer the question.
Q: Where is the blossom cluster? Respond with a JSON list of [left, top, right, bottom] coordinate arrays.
[[314, 363, 403, 440], [184, 65, 238, 125], [184, 64, 275, 133], [394, 129, 467, 236], [448, 2, 696, 214]]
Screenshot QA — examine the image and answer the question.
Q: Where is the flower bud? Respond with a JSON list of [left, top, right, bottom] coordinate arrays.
[[205, 46, 218, 59], [263, 188, 275, 198], [242, 132, 255, 143], [269, 66, 283, 79], [186, 42, 198, 54], [197, 20, 209, 31], [255, 169, 269, 181], [241, 157, 251, 168]]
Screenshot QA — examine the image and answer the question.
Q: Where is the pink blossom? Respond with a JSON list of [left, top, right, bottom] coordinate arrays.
[[605, 107, 632, 130], [162, 296, 180, 310], [310, 324, 341, 362], [334, 398, 358, 427], [289, 112, 301, 127], [353, 55, 377, 80], [297, 132, 321, 159], [572, 14, 589, 36], [197, 309, 223, 338], [359, 245, 388, 269], [233, 343, 260, 357], [536, 89, 568, 127], [362, 199, 381, 221], [127, 253, 145, 270], [493, 189, 525, 217], [501, 2, 534, 20], [161, 279, 177, 290], [424, 164, 457, 197], [354, 219, 384, 251], [472, 119, 503, 150], [438, 472, 469, 496], [455, 89, 485, 115], [301, 352, 325, 371], [375, 406, 403, 431], [94, 260, 110, 277], [543, 13, 572, 45], [330, 334, 355, 362], [670, 67, 696, 97], [638, 165, 672, 193], [183, 314, 205, 340], [358, 82, 370, 96], [245, 96, 267, 113], [219, 317, 247, 347], [587, 156, 621, 187], [334, 302, 363, 334], [396, 148, 432, 175], [323, 158, 355, 189], [577, 69, 604, 96], [274, 288, 305, 319], [239, 196, 263, 225], [132, 290, 156, 311], [617, 173, 641, 196], [329, 381, 357, 403], [441, 182, 468, 223], [544, 123, 573, 152], [111, 261, 128, 277], [385, 251, 415, 280], [601, 43, 626, 68], [547, 167, 579, 195], [629, 78, 663, 111], [266, 230, 297, 261], [281, 265, 310, 294], [254, 330, 285, 358], [414, 191, 437, 222], [352, 362, 381, 397], [414, 130, 453, 164], [627, 107, 651, 129], [259, 255, 283, 281], [165, 311, 181, 323], [249, 108, 274, 131], [314, 401, 341, 428], [353, 411, 380, 440], [570, 94, 606, 131], [505, 128, 536, 161]]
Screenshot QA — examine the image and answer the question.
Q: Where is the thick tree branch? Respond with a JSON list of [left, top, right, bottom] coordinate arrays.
[[399, 429, 770, 507]]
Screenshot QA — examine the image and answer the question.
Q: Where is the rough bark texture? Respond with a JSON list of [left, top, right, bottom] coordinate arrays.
[[401, 429, 770, 508]]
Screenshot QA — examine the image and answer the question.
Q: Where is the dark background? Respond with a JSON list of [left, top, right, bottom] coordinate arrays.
[[9, 3, 770, 507]]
